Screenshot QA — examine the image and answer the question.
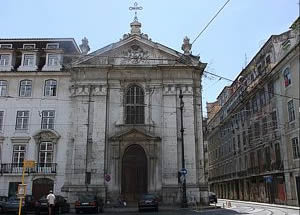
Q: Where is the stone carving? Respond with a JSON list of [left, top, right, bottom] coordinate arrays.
[[33, 130, 60, 144], [79, 37, 90, 55], [122, 44, 149, 64], [181, 36, 192, 55], [70, 85, 107, 97]]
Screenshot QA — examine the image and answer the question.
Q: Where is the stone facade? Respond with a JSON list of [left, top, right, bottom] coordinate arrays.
[[0, 20, 208, 205], [207, 18, 300, 206]]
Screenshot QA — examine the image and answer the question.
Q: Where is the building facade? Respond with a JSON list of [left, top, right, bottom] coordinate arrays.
[[207, 18, 300, 206], [0, 19, 208, 205]]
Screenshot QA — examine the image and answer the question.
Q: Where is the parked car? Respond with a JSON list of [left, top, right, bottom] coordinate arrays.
[[24, 195, 37, 213], [75, 194, 103, 214], [3, 196, 26, 214], [138, 194, 159, 212], [0, 196, 8, 214], [209, 192, 217, 204], [35, 195, 70, 215]]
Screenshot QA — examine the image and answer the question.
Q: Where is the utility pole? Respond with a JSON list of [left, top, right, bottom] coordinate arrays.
[[179, 89, 188, 208]]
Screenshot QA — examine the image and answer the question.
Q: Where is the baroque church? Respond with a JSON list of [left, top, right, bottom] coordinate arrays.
[[0, 8, 207, 204]]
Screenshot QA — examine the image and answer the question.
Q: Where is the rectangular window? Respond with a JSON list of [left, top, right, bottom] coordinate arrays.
[[46, 43, 59, 49], [12, 145, 26, 164], [250, 152, 255, 168], [23, 54, 35, 66], [252, 96, 258, 113], [271, 111, 277, 129], [265, 55, 271, 65], [39, 142, 53, 165], [283, 67, 291, 87], [47, 54, 60, 66], [19, 80, 32, 97], [15, 111, 29, 130], [44, 80, 57, 96], [0, 54, 10, 66], [243, 131, 247, 149], [262, 117, 267, 134], [0, 111, 3, 132], [259, 90, 266, 107], [0, 80, 8, 96], [41, 110, 55, 130], [268, 81, 274, 100], [257, 149, 262, 168], [275, 143, 281, 162], [254, 122, 260, 137], [23, 44, 35, 49], [0, 44, 12, 49], [292, 137, 300, 159], [288, 100, 295, 122], [265, 147, 271, 170]]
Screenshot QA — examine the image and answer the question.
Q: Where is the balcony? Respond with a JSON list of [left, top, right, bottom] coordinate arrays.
[[1, 163, 57, 174]]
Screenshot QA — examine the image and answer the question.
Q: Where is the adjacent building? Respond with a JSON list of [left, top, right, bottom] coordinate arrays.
[[207, 18, 300, 206], [0, 18, 208, 204]]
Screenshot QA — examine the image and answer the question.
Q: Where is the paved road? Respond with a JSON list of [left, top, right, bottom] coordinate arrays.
[[55, 200, 299, 215], [200, 199, 300, 215]]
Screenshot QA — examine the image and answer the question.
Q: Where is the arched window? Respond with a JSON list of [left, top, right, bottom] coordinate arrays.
[[125, 85, 144, 124], [19, 80, 32, 97], [44, 79, 57, 96]]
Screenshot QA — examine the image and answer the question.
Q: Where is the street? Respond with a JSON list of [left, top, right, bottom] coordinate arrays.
[[59, 200, 300, 215]]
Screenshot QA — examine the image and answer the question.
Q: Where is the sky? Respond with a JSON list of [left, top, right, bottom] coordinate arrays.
[[1, 0, 299, 116]]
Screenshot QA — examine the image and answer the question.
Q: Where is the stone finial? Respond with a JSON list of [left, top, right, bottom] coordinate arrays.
[[181, 36, 192, 55], [79, 37, 90, 55], [130, 20, 142, 35]]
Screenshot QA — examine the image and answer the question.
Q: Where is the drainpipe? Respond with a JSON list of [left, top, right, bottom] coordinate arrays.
[[85, 85, 92, 191], [104, 69, 110, 201]]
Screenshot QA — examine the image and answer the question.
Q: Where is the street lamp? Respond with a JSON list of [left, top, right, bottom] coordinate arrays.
[[179, 89, 188, 208]]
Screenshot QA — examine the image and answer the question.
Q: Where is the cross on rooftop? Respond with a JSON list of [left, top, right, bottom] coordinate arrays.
[[129, 2, 143, 21]]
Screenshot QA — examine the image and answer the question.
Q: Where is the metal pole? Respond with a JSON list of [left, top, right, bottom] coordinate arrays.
[[179, 89, 188, 208], [18, 166, 26, 215]]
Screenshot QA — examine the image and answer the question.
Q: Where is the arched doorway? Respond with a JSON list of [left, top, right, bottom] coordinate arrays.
[[122, 144, 147, 201], [32, 178, 54, 200]]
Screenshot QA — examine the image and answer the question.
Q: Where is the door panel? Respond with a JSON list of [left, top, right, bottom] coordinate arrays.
[[122, 144, 147, 201]]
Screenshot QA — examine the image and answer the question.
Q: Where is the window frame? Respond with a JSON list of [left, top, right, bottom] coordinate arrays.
[[44, 79, 57, 97], [19, 80, 32, 97], [125, 84, 145, 124], [0, 111, 4, 132], [41, 110, 55, 130], [0, 54, 10, 66], [39, 142, 53, 165], [0, 44, 12, 49], [15, 111, 29, 130], [0, 80, 8, 96], [12, 145, 26, 164], [47, 54, 60, 66], [287, 100, 295, 122], [283, 67, 291, 87], [46, 43, 59, 49], [23, 44, 36, 49], [23, 54, 35, 66], [292, 137, 300, 159]]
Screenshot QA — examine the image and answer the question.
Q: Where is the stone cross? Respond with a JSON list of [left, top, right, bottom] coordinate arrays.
[[129, 2, 143, 21]]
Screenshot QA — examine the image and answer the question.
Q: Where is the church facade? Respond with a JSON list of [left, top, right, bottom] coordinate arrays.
[[0, 19, 208, 204]]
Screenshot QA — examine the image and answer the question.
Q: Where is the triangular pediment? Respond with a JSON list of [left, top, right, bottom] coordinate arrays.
[[109, 128, 161, 141], [73, 35, 200, 67]]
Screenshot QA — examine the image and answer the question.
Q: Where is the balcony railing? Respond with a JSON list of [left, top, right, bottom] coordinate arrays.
[[1, 163, 57, 174]]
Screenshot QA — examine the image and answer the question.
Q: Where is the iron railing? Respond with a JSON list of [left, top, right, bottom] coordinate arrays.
[[1, 163, 57, 174]]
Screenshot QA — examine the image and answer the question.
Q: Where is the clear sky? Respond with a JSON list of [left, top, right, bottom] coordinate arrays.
[[1, 0, 298, 116]]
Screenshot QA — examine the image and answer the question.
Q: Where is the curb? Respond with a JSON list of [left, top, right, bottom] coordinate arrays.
[[219, 199, 300, 210]]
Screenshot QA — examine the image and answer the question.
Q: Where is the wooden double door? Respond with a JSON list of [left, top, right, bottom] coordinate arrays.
[[121, 144, 147, 201]]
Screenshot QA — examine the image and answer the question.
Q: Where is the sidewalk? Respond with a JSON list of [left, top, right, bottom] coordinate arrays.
[[219, 198, 300, 210]]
